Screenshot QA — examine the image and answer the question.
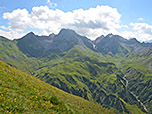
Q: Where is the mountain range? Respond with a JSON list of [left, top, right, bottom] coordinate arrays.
[[0, 28, 152, 114]]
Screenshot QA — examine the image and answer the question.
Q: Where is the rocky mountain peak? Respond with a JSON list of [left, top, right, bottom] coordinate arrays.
[[106, 33, 114, 38], [58, 28, 76, 36], [26, 32, 35, 36], [21, 32, 36, 40]]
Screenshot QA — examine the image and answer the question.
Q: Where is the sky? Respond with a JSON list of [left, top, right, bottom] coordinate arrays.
[[0, 0, 152, 41]]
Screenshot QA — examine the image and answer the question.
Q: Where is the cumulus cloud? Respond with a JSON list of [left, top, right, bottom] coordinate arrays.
[[1, 5, 152, 41], [118, 23, 152, 41], [1, 5, 122, 40], [0, 29, 25, 39], [130, 23, 152, 41], [3, 8, 30, 32], [130, 23, 152, 35]]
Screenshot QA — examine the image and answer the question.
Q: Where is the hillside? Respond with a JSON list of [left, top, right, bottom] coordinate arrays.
[[16, 29, 93, 57], [0, 29, 152, 113], [34, 47, 148, 114], [0, 36, 38, 73], [0, 60, 114, 113]]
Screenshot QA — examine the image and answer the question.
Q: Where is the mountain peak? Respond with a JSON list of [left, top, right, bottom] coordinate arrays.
[[94, 35, 104, 45], [58, 28, 76, 35], [27, 32, 35, 36], [106, 33, 114, 38], [129, 38, 138, 41], [129, 38, 140, 44], [21, 32, 36, 40], [49, 33, 55, 37]]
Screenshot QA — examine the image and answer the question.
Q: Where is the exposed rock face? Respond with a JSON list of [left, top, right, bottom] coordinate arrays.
[[17, 29, 93, 57]]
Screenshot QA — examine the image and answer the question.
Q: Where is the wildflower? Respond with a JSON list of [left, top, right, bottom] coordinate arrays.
[[35, 96, 38, 99], [4, 88, 9, 91], [42, 104, 46, 107], [8, 71, 12, 74], [14, 98, 16, 102]]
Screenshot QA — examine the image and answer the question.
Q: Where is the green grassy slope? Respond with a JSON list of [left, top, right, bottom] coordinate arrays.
[[0, 34, 151, 113], [0, 37, 39, 73], [34, 47, 146, 114], [101, 46, 152, 114], [34, 47, 118, 96], [0, 60, 114, 114]]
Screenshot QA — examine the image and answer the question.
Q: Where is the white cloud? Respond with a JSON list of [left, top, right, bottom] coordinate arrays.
[[127, 23, 152, 41], [1, 5, 152, 41], [118, 31, 138, 39], [0, 29, 26, 39], [1, 5, 122, 40], [3, 8, 30, 32], [118, 23, 152, 41], [130, 23, 152, 35], [121, 25, 129, 29]]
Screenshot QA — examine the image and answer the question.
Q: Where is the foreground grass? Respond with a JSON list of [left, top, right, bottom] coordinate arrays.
[[0, 60, 114, 114]]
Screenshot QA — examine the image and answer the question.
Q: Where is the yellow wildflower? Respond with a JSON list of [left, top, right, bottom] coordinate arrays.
[[50, 103, 53, 107], [42, 104, 46, 107], [4, 88, 9, 91], [14, 98, 16, 102]]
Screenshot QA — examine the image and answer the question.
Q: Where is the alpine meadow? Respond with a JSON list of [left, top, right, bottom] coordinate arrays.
[[0, 0, 152, 113]]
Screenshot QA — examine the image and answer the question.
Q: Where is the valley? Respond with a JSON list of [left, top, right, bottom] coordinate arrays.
[[0, 28, 152, 113]]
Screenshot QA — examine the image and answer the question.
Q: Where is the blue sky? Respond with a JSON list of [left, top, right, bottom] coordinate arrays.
[[0, 0, 152, 41]]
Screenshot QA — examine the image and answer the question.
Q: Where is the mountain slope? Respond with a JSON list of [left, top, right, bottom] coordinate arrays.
[[94, 34, 151, 57], [34, 47, 147, 114], [0, 29, 152, 113], [16, 32, 46, 57], [94, 34, 129, 55], [0, 36, 38, 73], [16, 29, 94, 57], [0, 60, 114, 114]]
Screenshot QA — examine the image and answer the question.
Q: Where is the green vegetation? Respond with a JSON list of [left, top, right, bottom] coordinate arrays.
[[0, 37, 38, 73], [0, 60, 114, 114], [34, 47, 149, 114], [0, 30, 152, 114]]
